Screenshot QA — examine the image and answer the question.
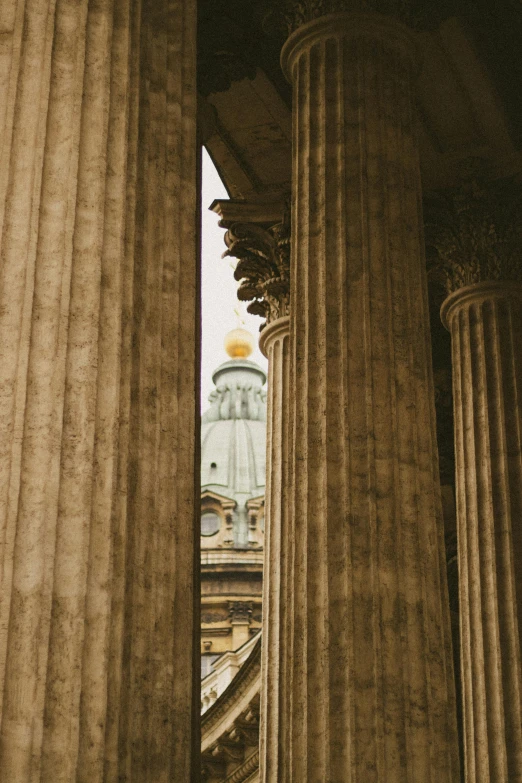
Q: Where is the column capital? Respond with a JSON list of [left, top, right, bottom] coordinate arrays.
[[441, 281, 522, 330], [265, 0, 447, 37], [425, 177, 522, 296], [279, 7, 421, 81], [277, 0, 414, 32], [223, 210, 291, 328]]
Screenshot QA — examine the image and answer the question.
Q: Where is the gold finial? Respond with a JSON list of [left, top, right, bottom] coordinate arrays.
[[224, 327, 254, 359]]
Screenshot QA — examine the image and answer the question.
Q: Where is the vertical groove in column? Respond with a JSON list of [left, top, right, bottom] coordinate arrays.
[[76, 0, 133, 777], [0, 0, 91, 775], [118, 0, 198, 779], [260, 317, 291, 783], [290, 42, 310, 783], [102, 1, 141, 779], [0, 0, 57, 711], [40, 0, 115, 777], [282, 13, 459, 782], [445, 285, 522, 783]]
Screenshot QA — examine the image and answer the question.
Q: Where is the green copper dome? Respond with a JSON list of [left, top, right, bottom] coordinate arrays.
[[201, 355, 266, 548]]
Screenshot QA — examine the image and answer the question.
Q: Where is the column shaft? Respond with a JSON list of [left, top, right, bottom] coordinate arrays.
[[282, 13, 459, 781], [0, 0, 199, 779], [259, 317, 291, 783], [443, 283, 522, 782]]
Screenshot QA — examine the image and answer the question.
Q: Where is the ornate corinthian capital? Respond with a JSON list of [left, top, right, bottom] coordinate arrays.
[[268, 0, 417, 33], [223, 211, 291, 327], [425, 177, 522, 294]]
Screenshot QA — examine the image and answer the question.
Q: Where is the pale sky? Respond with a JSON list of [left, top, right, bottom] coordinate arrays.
[[200, 148, 268, 411]]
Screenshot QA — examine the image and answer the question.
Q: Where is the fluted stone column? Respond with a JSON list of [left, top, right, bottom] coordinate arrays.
[[259, 315, 291, 783], [277, 4, 460, 781], [0, 0, 199, 780], [428, 178, 522, 783], [220, 206, 292, 783]]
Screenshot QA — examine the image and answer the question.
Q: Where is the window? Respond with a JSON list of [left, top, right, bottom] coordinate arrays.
[[201, 511, 221, 536]]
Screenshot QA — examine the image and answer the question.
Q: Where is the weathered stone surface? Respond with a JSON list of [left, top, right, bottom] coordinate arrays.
[[442, 281, 522, 783], [0, 0, 199, 780], [258, 317, 291, 783], [279, 11, 459, 781]]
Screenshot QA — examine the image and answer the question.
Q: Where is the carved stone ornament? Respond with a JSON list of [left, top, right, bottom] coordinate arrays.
[[201, 610, 230, 624], [284, 0, 411, 28], [228, 601, 254, 624], [263, 0, 445, 34], [223, 210, 291, 327], [425, 177, 522, 294]]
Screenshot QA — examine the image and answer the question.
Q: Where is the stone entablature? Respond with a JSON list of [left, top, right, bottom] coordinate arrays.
[[200, 550, 263, 657]]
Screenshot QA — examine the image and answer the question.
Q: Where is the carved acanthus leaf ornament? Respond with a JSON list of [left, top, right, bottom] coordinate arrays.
[[281, 0, 412, 29], [263, 0, 446, 34], [223, 211, 291, 327], [425, 177, 522, 294]]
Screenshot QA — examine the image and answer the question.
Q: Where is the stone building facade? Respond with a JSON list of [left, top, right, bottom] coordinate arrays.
[[1, 1, 522, 782], [200, 331, 266, 711]]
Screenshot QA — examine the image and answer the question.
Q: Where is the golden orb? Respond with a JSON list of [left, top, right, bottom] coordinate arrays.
[[224, 328, 254, 359]]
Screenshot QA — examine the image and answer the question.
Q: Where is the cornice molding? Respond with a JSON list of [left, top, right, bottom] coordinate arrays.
[[223, 751, 260, 783], [202, 636, 261, 738]]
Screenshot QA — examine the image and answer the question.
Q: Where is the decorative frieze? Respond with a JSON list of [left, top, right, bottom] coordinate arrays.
[[425, 177, 522, 293], [223, 211, 291, 327]]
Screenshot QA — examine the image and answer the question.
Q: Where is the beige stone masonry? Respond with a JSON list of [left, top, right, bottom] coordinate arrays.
[[0, 0, 199, 780], [280, 10, 459, 782]]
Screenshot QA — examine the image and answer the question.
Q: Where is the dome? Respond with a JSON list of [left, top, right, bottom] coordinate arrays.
[[201, 418, 266, 501], [201, 349, 266, 548]]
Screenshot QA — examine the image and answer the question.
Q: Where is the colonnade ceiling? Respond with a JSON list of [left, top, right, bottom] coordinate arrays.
[[197, 0, 522, 198]]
